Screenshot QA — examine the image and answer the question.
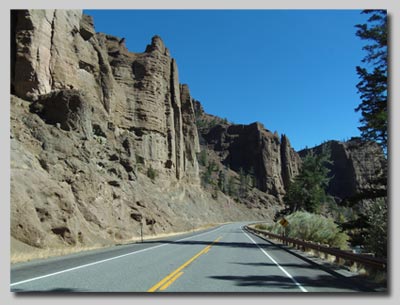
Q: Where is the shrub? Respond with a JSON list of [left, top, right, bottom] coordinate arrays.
[[255, 224, 269, 230], [198, 150, 207, 166], [147, 166, 157, 180], [364, 198, 387, 258], [269, 211, 349, 250]]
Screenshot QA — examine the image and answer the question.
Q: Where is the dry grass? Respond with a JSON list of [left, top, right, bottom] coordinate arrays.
[[119, 222, 221, 244], [11, 244, 110, 264], [11, 223, 223, 264]]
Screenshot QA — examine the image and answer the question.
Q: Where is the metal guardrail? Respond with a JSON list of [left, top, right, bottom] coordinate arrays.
[[245, 226, 387, 271]]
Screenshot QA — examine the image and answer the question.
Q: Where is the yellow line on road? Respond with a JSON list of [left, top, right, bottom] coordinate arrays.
[[147, 236, 222, 292], [159, 271, 184, 291]]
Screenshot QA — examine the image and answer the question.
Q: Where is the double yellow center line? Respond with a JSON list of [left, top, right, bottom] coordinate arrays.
[[147, 236, 222, 292]]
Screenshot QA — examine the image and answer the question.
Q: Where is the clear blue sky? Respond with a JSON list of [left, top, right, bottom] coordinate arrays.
[[85, 9, 368, 151]]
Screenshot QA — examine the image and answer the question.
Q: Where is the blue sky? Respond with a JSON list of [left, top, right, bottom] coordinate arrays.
[[85, 9, 368, 151]]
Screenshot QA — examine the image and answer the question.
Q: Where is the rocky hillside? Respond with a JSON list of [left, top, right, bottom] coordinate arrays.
[[10, 10, 280, 254], [10, 10, 387, 259], [298, 138, 387, 202], [194, 101, 301, 202]]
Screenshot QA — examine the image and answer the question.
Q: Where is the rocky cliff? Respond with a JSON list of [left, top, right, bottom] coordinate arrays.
[[298, 138, 387, 202], [10, 10, 386, 260], [11, 10, 199, 183], [10, 10, 277, 256], [194, 102, 301, 202]]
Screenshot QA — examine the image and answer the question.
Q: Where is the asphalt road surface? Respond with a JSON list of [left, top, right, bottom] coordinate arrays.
[[10, 222, 376, 292]]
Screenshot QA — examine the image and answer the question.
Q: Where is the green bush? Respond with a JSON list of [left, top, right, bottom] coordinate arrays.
[[198, 150, 208, 166], [269, 211, 349, 250], [364, 198, 387, 258], [147, 166, 157, 180]]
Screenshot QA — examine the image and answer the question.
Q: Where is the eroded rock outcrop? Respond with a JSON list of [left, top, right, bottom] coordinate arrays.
[[298, 138, 387, 202], [13, 10, 384, 259], [96, 33, 200, 181], [10, 10, 275, 254], [12, 10, 200, 184], [30, 89, 92, 136], [195, 107, 301, 201]]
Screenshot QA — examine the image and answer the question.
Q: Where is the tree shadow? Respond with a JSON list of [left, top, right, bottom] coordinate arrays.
[[12, 287, 84, 293], [143, 239, 270, 250], [208, 274, 378, 293], [232, 261, 343, 270]]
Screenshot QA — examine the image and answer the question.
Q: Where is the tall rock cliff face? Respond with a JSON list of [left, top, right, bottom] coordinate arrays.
[[97, 33, 201, 181], [298, 138, 387, 202], [11, 10, 199, 183], [194, 104, 301, 201], [11, 10, 275, 254], [13, 10, 384, 259]]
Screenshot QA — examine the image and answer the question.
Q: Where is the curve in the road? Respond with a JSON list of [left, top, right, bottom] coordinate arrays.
[[10, 225, 224, 288]]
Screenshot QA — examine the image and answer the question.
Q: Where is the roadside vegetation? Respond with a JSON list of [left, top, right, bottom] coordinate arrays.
[[278, 10, 387, 259], [267, 211, 349, 250], [276, 140, 387, 258]]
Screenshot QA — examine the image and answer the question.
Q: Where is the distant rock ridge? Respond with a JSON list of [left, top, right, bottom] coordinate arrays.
[[298, 138, 387, 202], [193, 104, 387, 205], [193, 106, 301, 200]]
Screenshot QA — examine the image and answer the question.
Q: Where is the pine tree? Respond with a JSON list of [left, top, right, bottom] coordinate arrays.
[[227, 176, 237, 197], [198, 150, 208, 166], [248, 166, 257, 188], [238, 168, 247, 198], [218, 170, 226, 193], [284, 149, 332, 213], [355, 10, 387, 152]]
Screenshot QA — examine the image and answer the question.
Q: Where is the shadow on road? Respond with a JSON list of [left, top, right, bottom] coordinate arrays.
[[207, 274, 374, 292], [232, 261, 343, 270], [143, 239, 267, 249], [143, 237, 385, 293], [12, 287, 84, 293]]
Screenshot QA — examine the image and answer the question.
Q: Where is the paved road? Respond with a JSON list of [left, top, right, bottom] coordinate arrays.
[[10, 222, 375, 292]]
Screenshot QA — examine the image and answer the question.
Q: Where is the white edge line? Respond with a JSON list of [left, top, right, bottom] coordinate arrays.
[[10, 225, 225, 287], [242, 228, 308, 292]]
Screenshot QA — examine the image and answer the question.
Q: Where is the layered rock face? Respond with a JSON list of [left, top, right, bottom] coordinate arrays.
[[195, 106, 301, 200], [298, 138, 387, 201], [11, 10, 199, 183], [11, 10, 275, 252], [98, 34, 200, 181], [12, 10, 385, 257]]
